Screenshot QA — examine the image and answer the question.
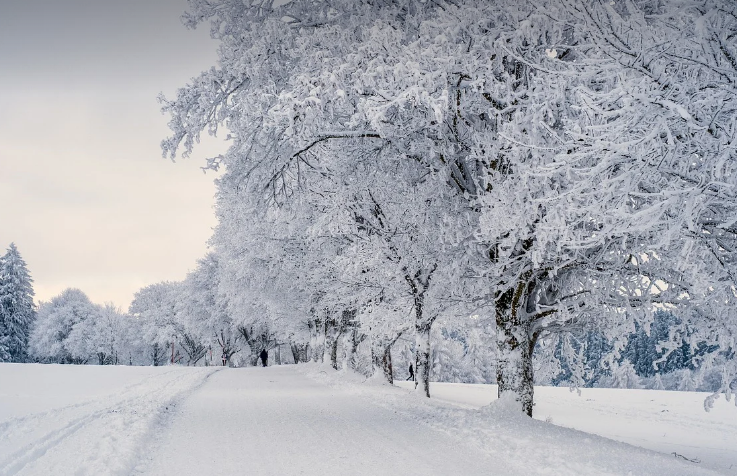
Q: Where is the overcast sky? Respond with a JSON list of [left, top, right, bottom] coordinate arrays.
[[0, 0, 226, 309]]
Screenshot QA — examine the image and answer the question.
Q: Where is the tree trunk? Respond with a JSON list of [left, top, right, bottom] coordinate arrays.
[[405, 265, 437, 398], [371, 344, 382, 376], [290, 343, 300, 364], [291, 342, 309, 364], [495, 284, 536, 417], [300, 344, 309, 363], [330, 331, 340, 370], [415, 323, 431, 397], [323, 320, 335, 365], [314, 319, 326, 362], [371, 342, 394, 384], [250, 347, 260, 366], [382, 345, 394, 384], [341, 329, 354, 370], [351, 331, 362, 356], [308, 320, 318, 362]]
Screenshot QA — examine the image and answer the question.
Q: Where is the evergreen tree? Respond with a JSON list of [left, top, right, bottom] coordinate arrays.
[[621, 312, 695, 377], [544, 312, 699, 388], [583, 333, 613, 387], [0, 316, 9, 362], [0, 243, 36, 362]]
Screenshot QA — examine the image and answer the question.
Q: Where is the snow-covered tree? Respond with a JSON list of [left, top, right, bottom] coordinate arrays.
[[67, 303, 133, 365], [161, 0, 737, 415], [29, 288, 97, 364], [567, 0, 737, 406], [0, 243, 36, 362], [129, 282, 185, 366], [607, 360, 642, 390], [178, 253, 248, 366], [212, 201, 310, 366]]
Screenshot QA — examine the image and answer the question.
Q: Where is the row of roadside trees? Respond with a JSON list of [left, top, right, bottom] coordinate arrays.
[[152, 0, 736, 416], [8, 238, 726, 405], [6, 0, 736, 418]]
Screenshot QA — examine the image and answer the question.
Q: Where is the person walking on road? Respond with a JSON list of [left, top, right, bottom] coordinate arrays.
[[259, 348, 268, 367], [222, 352, 227, 367], [407, 363, 415, 381]]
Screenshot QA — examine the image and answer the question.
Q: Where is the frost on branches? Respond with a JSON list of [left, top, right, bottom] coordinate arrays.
[[160, 0, 737, 415]]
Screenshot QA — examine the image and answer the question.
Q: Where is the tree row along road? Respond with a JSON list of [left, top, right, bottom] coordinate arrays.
[[137, 366, 496, 476]]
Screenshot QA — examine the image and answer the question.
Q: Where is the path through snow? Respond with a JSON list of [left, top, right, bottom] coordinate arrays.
[[137, 365, 724, 476], [1, 364, 730, 475], [137, 366, 496, 475]]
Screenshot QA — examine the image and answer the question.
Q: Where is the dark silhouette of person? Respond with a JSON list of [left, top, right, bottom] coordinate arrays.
[[407, 363, 415, 381], [222, 352, 227, 366], [259, 348, 268, 367]]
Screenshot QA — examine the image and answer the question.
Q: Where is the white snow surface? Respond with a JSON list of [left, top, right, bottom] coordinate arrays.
[[1, 363, 735, 476], [0, 363, 218, 475], [394, 380, 737, 474]]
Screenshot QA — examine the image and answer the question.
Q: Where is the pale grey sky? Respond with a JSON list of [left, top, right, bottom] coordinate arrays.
[[0, 0, 226, 309]]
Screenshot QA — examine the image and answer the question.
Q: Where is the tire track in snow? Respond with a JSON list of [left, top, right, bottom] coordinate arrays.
[[0, 410, 107, 475], [128, 368, 225, 475], [0, 367, 184, 437], [0, 367, 219, 476]]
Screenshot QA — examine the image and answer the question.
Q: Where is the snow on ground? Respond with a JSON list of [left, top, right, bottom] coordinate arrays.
[[0, 363, 218, 475], [137, 365, 500, 476], [1, 363, 735, 476], [394, 381, 737, 474], [300, 365, 731, 476]]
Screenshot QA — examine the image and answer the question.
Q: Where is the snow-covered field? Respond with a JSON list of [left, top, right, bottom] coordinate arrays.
[[1, 363, 735, 476], [0, 364, 218, 475], [395, 381, 737, 474]]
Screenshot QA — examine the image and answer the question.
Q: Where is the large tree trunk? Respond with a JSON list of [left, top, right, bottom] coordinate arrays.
[[307, 320, 317, 362], [337, 309, 356, 370], [371, 343, 382, 377], [323, 318, 341, 369], [309, 318, 326, 362], [415, 322, 431, 397], [322, 321, 332, 364], [495, 283, 536, 417], [290, 342, 304, 364], [316, 320, 326, 363], [249, 347, 260, 366], [330, 333, 340, 370], [342, 329, 365, 371], [405, 265, 437, 398], [341, 329, 354, 370], [382, 345, 394, 384], [351, 332, 361, 354], [370, 342, 394, 384]]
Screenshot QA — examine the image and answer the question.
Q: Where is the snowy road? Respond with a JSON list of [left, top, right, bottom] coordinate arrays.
[[1, 364, 729, 475], [137, 366, 497, 476], [137, 366, 725, 476]]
